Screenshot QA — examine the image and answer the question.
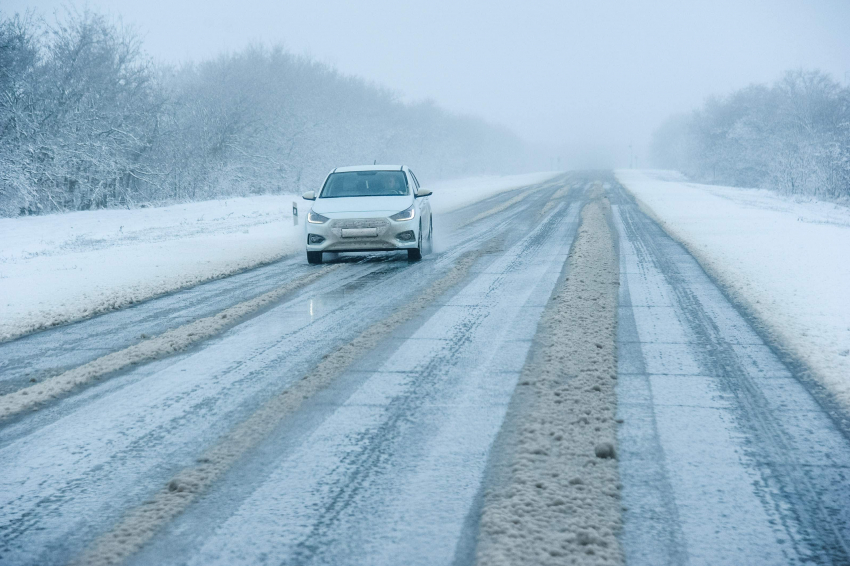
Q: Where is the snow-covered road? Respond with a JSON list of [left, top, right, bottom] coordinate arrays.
[[0, 176, 575, 564], [612, 183, 850, 565], [1, 174, 849, 565]]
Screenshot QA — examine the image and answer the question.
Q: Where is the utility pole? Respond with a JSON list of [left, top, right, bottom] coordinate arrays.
[[629, 141, 634, 169]]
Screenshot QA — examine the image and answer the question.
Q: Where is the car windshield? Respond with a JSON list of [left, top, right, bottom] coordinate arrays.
[[320, 171, 409, 198]]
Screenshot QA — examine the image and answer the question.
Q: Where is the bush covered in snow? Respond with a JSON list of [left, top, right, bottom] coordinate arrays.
[[651, 70, 850, 201], [0, 8, 530, 217]]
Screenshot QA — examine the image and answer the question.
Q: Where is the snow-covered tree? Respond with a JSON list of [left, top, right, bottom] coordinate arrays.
[[651, 70, 850, 201], [0, 8, 531, 216]]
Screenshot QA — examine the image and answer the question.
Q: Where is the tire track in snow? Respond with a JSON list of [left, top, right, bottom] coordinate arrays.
[[0, 265, 341, 420], [539, 184, 572, 217], [612, 181, 850, 564], [0, 255, 315, 394], [0, 180, 561, 422], [464, 187, 541, 226], [70, 240, 501, 566]]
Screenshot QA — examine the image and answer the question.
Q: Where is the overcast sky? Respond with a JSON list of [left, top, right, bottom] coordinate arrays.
[[7, 0, 850, 168]]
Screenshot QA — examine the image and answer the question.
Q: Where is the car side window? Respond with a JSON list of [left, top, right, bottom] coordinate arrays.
[[409, 170, 421, 189]]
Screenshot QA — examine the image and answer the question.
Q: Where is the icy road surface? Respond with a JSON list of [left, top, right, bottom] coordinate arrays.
[[612, 184, 850, 565], [1, 174, 849, 565]]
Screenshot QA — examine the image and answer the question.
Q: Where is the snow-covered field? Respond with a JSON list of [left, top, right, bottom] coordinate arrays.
[[0, 172, 560, 342], [616, 169, 850, 410], [0, 196, 303, 341]]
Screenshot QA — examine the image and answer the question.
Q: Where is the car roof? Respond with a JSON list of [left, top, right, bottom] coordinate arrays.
[[333, 164, 406, 173]]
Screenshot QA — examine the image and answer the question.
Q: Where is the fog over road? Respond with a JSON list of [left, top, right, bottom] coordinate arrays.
[[1, 175, 849, 565]]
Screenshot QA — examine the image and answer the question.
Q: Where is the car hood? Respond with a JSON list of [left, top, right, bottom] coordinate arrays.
[[311, 195, 413, 217]]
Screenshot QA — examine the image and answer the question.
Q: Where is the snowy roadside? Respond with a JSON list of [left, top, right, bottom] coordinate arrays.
[[0, 172, 561, 342], [0, 196, 304, 342], [616, 169, 850, 410]]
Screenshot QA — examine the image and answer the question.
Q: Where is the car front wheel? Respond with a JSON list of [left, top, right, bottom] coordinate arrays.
[[307, 251, 323, 264], [408, 223, 423, 261]]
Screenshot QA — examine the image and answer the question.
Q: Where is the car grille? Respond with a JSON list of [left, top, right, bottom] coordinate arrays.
[[332, 218, 389, 229], [330, 218, 390, 238]]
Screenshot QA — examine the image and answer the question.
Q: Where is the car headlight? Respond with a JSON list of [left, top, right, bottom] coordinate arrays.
[[307, 210, 329, 224], [389, 205, 415, 222]]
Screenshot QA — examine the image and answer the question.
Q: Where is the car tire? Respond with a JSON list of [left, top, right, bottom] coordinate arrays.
[[421, 218, 432, 255], [307, 251, 323, 264], [408, 223, 423, 261]]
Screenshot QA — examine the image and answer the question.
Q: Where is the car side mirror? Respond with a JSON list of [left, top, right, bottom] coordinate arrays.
[[302, 191, 316, 201], [415, 189, 432, 198]]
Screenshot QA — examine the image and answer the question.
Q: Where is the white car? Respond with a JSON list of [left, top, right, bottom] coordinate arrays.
[[302, 165, 433, 264]]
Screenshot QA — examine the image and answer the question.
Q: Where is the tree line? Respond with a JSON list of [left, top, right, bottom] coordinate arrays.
[[651, 69, 850, 200], [0, 9, 530, 216]]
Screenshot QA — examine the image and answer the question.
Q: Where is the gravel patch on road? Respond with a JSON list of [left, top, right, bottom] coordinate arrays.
[[474, 191, 623, 565], [71, 244, 496, 566]]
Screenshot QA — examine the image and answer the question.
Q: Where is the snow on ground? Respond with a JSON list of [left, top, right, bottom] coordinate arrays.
[[616, 169, 850, 410], [0, 172, 561, 342], [0, 196, 303, 341]]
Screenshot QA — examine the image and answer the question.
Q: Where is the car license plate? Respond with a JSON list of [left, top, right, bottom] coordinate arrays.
[[341, 228, 378, 238]]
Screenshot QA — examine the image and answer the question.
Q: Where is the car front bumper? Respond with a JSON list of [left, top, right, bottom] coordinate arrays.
[[306, 216, 419, 253]]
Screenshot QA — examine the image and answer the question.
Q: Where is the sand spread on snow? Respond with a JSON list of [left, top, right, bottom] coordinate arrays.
[[475, 189, 623, 565], [0, 266, 339, 420], [464, 187, 542, 226], [540, 185, 572, 218]]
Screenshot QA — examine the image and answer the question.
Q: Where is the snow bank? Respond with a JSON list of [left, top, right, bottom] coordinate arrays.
[[428, 171, 561, 213], [0, 196, 304, 341], [616, 169, 850, 410]]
